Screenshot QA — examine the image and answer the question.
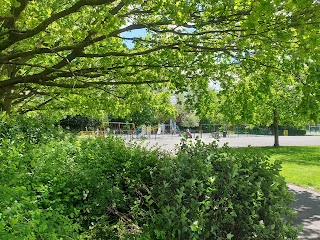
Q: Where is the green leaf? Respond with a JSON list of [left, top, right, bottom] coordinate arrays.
[[227, 233, 234, 239], [10, 0, 20, 8]]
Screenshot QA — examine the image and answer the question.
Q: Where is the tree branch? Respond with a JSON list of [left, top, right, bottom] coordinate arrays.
[[0, 0, 117, 51], [0, 61, 181, 88], [0, 34, 106, 61], [0, 16, 14, 20], [0, 61, 69, 73], [149, 27, 246, 36], [79, 44, 179, 57], [108, 20, 173, 37], [34, 79, 169, 88], [19, 96, 57, 114]]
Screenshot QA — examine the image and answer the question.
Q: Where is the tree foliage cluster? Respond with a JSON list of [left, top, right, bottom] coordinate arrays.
[[0, 116, 298, 239], [111, 91, 177, 126], [0, 0, 318, 120], [59, 114, 101, 131]]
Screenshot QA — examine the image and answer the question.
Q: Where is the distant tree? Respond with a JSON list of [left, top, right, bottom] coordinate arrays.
[[60, 115, 101, 131], [175, 95, 200, 128], [220, 67, 306, 146], [128, 92, 176, 126], [180, 113, 200, 128]]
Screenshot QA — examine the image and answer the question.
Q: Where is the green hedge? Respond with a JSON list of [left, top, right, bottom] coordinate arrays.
[[0, 116, 298, 239], [288, 129, 306, 136], [144, 140, 297, 239]]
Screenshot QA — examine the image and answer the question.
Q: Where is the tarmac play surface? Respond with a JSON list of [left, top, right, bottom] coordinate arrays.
[[135, 134, 320, 151]]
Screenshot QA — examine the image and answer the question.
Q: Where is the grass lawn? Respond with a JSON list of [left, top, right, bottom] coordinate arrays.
[[232, 146, 320, 192]]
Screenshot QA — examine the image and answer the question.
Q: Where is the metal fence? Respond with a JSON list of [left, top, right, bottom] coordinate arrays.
[[80, 124, 320, 140], [305, 125, 320, 135]]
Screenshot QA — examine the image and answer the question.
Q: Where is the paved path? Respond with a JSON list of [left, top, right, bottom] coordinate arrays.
[[288, 184, 320, 240], [133, 135, 320, 239]]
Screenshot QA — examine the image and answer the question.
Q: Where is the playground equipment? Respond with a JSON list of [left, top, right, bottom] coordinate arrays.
[[79, 122, 136, 138], [157, 119, 181, 134], [79, 122, 160, 140], [80, 130, 95, 138], [107, 122, 135, 135]]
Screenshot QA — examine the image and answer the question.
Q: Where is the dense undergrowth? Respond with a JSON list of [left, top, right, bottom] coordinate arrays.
[[0, 116, 298, 239]]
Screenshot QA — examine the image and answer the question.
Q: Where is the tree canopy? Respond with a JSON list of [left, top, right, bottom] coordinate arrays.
[[0, 0, 319, 117], [219, 67, 307, 146]]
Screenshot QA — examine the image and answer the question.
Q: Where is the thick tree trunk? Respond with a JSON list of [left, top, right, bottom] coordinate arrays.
[[3, 97, 12, 114], [0, 63, 17, 114], [0, 87, 13, 114], [273, 109, 280, 147]]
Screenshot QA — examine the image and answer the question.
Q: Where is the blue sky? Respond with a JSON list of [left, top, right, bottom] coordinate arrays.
[[119, 25, 195, 48], [120, 28, 147, 49]]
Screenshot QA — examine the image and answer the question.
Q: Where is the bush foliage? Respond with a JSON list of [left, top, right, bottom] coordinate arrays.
[[59, 115, 101, 132], [0, 116, 298, 239]]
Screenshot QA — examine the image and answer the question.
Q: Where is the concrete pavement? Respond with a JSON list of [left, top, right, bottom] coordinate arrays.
[[288, 184, 320, 240]]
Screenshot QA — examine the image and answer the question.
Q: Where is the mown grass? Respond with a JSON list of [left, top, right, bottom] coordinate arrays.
[[231, 146, 320, 192]]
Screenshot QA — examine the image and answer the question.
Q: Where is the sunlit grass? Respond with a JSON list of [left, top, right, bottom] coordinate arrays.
[[232, 146, 320, 191]]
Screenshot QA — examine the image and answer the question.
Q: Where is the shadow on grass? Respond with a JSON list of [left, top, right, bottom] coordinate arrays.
[[265, 146, 320, 166], [231, 146, 320, 166], [289, 186, 320, 239]]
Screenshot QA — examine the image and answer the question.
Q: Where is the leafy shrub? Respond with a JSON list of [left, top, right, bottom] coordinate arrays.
[[139, 140, 298, 239], [0, 134, 81, 239], [0, 114, 66, 145], [59, 115, 101, 132], [0, 120, 161, 239], [0, 117, 298, 239]]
